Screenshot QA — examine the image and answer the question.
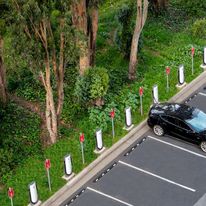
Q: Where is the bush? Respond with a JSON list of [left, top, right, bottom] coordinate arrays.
[[0, 103, 41, 181], [88, 102, 121, 131], [88, 67, 109, 100], [191, 19, 206, 39], [175, 0, 206, 17], [74, 67, 109, 106]]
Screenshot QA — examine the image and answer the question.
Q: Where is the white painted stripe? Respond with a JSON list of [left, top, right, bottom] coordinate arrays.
[[198, 92, 206, 97], [87, 187, 134, 206], [119, 161, 196, 192], [148, 135, 206, 159]]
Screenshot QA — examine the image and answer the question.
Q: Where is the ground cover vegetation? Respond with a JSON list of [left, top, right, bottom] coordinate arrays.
[[0, 0, 205, 205]]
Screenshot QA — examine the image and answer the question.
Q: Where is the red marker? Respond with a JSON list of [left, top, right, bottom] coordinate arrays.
[[110, 109, 115, 119], [8, 187, 14, 199], [79, 133, 85, 143], [45, 159, 51, 170], [191, 47, 195, 56], [139, 87, 143, 96], [166, 67, 170, 75]]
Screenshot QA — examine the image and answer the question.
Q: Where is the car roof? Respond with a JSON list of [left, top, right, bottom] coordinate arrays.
[[150, 103, 197, 120]]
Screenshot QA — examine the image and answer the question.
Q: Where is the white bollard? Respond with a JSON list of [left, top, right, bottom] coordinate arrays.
[[204, 47, 206, 65], [200, 47, 206, 71], [28, 181, 40, 206], [94, 129, 105, 154], [152, 85, 159, 104], [124, 107, 133, 131], [64, 154, 72, 176], [176, 65, 186, 89]]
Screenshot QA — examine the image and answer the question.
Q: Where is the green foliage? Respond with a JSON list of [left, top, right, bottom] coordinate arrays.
[[174, 0, 206, 17], [88, 102, 121, 131], [74, 75, 90, 104], [88, 67, 109, 99], [115, 3, 135, 59], [74, 67, 109, 105], [191, 19, 206, 40], [115, 2, 144, 59], [116, 88, 139, 112], [0, 103, 41, 182]]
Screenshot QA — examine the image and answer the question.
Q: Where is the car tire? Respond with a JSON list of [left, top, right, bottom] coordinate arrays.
[[200, 141, 206, 153], [153, 125, 164, 136]]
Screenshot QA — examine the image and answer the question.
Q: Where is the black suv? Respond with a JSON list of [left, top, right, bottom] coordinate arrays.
[[147, 103, 206, 152]]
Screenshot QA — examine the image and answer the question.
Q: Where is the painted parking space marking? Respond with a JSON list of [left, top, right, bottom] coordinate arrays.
[[148, 135, 206, 159], [87, 187, 134, 206], [198, 92, 206, 97], [119, 161, 196, 192]]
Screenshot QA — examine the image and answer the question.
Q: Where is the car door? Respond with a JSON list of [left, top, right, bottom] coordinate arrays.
[[173, 118, 199, 144], [160, 115, 179, 135]]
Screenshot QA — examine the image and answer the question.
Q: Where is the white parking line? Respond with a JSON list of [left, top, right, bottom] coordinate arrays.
[[87, 187, 134, 206], [198, 92, 206, 97], [119, 161, 196, 192], [148, 135, 206, 159]]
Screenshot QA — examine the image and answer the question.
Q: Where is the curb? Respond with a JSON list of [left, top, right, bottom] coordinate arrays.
[[42, 71, 206, 206]]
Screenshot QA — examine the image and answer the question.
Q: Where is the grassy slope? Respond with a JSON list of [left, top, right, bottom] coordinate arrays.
[[0, 0, 205, 205]]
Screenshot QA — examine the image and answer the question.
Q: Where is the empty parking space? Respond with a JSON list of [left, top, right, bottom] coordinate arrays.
[[121, 136, 206, 191], [88, 163, 197, 206], [63, 188, 130, 206], [64, 135, 206, 206]]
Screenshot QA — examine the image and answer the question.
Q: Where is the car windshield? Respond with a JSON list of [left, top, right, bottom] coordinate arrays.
[[185, 109, 206, 132]]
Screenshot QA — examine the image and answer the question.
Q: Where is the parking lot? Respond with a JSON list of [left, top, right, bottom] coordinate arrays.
[[62, 85, 206, 206]]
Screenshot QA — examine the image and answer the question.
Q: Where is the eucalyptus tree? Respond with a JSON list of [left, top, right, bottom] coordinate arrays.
[[149, 0, 169, 14], [0, 0, 8, 105], [128, 0, 148, 80], [71, 0, 101, 75], [8, 0, 76, 144]]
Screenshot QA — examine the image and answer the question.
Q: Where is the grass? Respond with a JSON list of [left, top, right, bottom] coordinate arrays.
[[0, 0, 206, 205]]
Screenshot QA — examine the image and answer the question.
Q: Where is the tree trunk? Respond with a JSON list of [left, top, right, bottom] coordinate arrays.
[[89, 5, 98, 66], [151, 0, 169, 13], [45, 61, 58, 144], [40, 58, 58, 144], [128, 0, 148, 80], [56, 31, 65, 124], [71, 0, 90, 75], [0, 36, 7, 105]]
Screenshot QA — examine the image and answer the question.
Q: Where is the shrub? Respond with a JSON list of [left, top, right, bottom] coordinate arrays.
[[88, 67, 109, 100], [88, 102, 121, 131], [175, 0, 206, 17], [0, 103, 41, 181], [74, 67, 109, 106], [191, 19, 206, 39]]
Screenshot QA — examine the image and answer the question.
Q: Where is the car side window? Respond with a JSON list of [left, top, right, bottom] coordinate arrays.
[[175, 119, 191, 131], [162, 116, 176, 124]]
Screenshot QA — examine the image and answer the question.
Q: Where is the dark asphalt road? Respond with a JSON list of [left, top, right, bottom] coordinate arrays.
[[63, 85, 206, 206]]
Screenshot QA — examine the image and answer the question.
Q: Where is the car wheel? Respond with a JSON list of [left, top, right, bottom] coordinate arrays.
[[200, 141, 206, 153], [153, 125, 164, 136]]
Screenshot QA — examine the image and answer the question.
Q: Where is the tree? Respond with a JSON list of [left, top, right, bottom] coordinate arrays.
[[0, 1, 8, 105], [0, 36, 7, 105], [150, 0, 169, 14], [88, 0, 99, 66], [71, 0, 100, 75], [128, 0, 148, 80], [9, 0, 75, 144]]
